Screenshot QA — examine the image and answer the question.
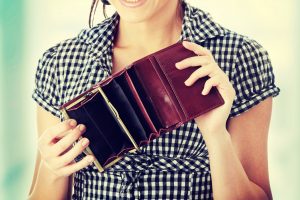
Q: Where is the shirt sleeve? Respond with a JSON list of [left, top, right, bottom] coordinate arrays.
[[32, 45, 62, 119], [229, 37, 280, 118]]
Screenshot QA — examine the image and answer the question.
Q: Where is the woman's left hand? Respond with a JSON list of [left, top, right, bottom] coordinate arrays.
[[175, 41, 236, 135]]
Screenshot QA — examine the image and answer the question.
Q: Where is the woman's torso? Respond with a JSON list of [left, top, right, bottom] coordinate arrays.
[[32, 1, 280, 199]]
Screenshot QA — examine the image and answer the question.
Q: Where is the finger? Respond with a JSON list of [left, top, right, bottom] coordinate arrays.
[[57, 155, 95, 177], [182, 40, 212, 57], [184, 63, 218, 86], [175, 55, 210, 70], [41, 119, 77, 144], [184, 67, 210, 86], [52, 124, 86, 157], [56, 138, 90, 168], [202, 75, 222, 95]]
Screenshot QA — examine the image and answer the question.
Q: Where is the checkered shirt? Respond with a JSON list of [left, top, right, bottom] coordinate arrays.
[[32, 1, 280, 199]]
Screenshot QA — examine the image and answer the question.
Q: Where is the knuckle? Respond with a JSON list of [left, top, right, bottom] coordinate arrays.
[[181, 59, 188, 66], [215, 74, 222, 80], [69, 164, 80, 174], [211, 62, 218, 69], [71, 142, 84, 156], [207, 64, 214, 71], [71, 128, 82, 140], [190, 72, 197, 80], [57, 142, 68, 152], [64, 119, 71, 125], [77, 141, 87, 152], [65, 119, 75, 129], [204, 81, 211, 88], [61, 157, 72, 167]]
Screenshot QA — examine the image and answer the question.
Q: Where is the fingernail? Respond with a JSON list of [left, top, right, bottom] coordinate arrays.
[[79, 125, 86, 132], [69, 119, 77, 127], [175, 63, 180, 69], [184, 80, 190, 86], [81, 138, 89, 147]]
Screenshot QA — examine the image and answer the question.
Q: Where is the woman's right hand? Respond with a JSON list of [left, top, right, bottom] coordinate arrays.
[[37, 119, 95, 179]]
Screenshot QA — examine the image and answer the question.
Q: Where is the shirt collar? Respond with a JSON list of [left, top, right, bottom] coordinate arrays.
[[79, 0, 228, 72], [180, 0, 228, 43]]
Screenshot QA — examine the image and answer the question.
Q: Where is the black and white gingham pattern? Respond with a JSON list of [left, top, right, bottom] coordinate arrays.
[[32, 0, 280, 199]]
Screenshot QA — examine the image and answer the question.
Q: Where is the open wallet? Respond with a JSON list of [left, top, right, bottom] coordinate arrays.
[[59, 41, 225, 173]]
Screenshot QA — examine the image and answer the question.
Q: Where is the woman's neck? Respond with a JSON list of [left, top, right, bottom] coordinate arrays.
[[114, 2, 183, 54]]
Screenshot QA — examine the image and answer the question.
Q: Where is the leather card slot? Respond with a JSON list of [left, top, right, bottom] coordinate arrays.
[[102, 77, 150, 147], [67, 92, 133, 166], [130, 58, 181, 128], [126, 66, 163, 131], [124, 71, 158, 134], [149, 56, 183, 122]]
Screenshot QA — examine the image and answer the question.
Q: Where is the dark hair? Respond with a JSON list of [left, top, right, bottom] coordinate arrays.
[[89, 0, 183, 28], [89, 0, 106, 28]]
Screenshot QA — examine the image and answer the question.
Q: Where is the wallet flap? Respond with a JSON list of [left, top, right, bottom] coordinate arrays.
[[129, 57, 182, 128], [153, 42, 225, 121]]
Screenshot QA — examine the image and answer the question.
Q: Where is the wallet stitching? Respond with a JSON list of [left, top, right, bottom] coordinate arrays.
[[148, 57, 182, 125]]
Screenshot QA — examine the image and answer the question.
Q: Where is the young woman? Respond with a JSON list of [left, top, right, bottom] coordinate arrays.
[[28, 0, 280, 199]]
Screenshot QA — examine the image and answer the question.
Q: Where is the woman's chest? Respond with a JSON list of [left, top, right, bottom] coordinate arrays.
[[111, 47, 154, 74]]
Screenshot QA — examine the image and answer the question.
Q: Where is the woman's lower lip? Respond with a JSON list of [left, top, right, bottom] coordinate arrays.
[[118, 0, 147, 8]]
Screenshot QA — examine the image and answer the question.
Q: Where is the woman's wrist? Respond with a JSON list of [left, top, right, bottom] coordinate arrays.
[[28, 161, 70, 200], [201, 127, 230, 148], [40, 160, 68, 183]]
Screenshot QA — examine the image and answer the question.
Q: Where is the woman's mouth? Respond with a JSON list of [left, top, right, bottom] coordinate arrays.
[[119, 0, 147, 8]]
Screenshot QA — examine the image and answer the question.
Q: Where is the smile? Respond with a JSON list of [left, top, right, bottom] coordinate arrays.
[[119, 0, 147, 8]]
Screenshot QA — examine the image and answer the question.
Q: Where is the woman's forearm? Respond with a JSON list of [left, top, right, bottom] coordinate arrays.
[[202, 129, 269, 200], [27, 160, 70, 200]]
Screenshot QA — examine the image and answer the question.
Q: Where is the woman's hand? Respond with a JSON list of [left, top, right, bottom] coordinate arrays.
[[37, 119, 94, 179], [175, 41, 236, 135]]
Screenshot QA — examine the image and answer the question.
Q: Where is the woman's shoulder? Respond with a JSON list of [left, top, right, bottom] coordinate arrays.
[[32, 18, 117, 118], [188, 6, 265, 59], [187, 5, 271, 72], [39, 16, 116, 63], [188, 5, 280, 118]]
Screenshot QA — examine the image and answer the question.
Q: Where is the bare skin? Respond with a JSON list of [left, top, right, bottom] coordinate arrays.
[[28, 0, 273, 199]]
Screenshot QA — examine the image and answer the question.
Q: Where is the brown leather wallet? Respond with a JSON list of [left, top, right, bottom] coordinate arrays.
[[60, 41, 225, 172]]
